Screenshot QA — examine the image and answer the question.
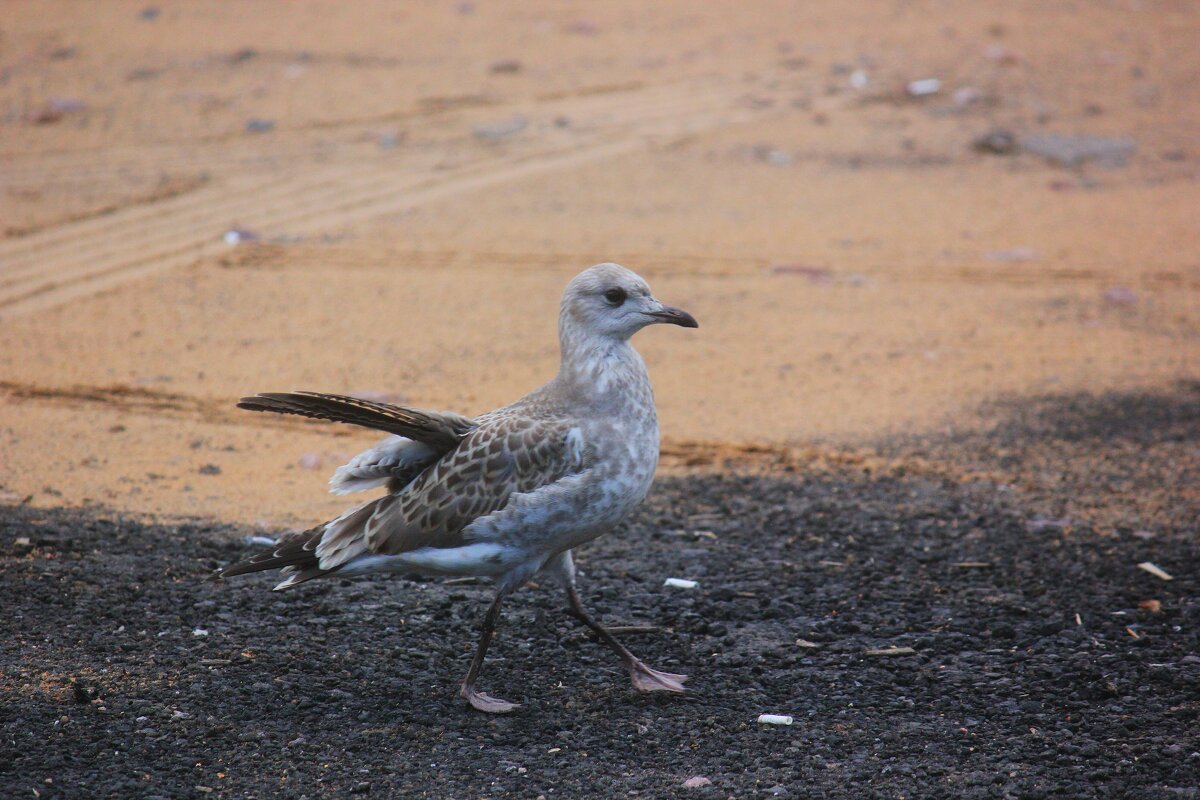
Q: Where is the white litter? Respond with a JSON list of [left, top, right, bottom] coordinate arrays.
[[1136, 562, 1173, 581], [664, 578, 698, 589], [222, 228, 260, 246], [757, 714, 794, 726], [244, 535, 277, 547], [192, 628, 209, 637], [906, 78, 942, 97]]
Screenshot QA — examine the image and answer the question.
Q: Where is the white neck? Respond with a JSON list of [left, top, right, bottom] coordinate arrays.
[[555, 321, 649, 404]]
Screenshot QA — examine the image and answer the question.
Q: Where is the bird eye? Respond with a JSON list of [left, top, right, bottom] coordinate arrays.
[[603, 287, 627, 306]]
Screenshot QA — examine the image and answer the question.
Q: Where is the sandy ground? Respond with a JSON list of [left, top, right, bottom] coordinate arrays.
[[2, 5, 1199, 798], [1, 2, 1198, 525]]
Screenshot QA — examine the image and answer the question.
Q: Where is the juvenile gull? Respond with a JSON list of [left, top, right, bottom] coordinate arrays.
[[219, 263, 698, 713]]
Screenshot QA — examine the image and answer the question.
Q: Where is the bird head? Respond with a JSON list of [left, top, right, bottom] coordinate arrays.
[[559, 263, 698, 344]]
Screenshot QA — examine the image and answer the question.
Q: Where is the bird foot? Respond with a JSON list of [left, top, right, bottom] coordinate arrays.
[[628, 659, 688, 693], [461, 684, 520, 714]]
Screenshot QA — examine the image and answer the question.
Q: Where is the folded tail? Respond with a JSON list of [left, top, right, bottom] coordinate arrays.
[[217, 523, 332, 590]]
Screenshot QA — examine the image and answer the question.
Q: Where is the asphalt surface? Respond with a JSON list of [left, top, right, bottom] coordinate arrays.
[[2, 387, 1198, 799]]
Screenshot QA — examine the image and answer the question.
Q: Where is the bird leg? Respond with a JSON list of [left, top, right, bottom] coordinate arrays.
[[460, 594, 520, 713], [565, 585, 688, 693]]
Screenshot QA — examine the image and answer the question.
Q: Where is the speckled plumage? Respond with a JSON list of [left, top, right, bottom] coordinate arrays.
[[221, 263, 698, 712]]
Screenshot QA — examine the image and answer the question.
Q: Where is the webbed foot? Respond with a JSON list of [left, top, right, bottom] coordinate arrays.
[[461, 683, 520, 714], [628, 659, 688, 693]]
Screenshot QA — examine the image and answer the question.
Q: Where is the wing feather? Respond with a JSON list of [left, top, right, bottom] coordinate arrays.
[[219, 409, 591, 584], [238, 391, 474, 451], [368, 414, 591, 555]]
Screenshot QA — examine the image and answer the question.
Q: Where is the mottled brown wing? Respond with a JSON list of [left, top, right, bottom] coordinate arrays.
[[364, 414, 589, 556], [237, 391, 474, 451]]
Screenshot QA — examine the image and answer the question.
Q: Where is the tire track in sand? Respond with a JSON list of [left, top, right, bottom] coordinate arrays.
[[0, 78, 772, 319]]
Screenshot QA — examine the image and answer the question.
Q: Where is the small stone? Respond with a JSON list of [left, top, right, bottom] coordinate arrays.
[[223, 228, 260, 246], [472, 115, 527, 142], [377, 130, 405, 150], [683, 776, 712, 788], [770, 263, 833, 282], [973, 129, 1017, 155], [244, 118, 276, 133], [198, 464, 221, 476], [298, 452, 323, 470], [1021, 133, 1136, 168], [985, 247, 1039, 263], [953, 86, 981, 106], [1102, 286, 1137, 306]]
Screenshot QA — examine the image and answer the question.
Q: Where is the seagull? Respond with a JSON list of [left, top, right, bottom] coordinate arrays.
[[219, 263, 698, 713]]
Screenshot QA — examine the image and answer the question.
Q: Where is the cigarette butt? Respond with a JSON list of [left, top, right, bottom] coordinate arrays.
[[757, 714, 793, 726], [1136, 562, 1172, 581], [664, 578, 698, 589]]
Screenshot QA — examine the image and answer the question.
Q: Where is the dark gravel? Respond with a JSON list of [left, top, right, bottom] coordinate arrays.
[[2, 390, 1198, 799]]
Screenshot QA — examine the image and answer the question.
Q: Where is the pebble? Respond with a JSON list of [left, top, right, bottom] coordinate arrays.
[[973, 129, 1018, 155], [244, 118, 276, 133], [472, 115, 527, 142], [377, 130, 405, 150], [985, 247, 1039, 263], [298, 452, 324, 470], [769, 264, 833, 282], [223, 228, 260, 246], [1102, 287, 1137, 306], [1021, 134, 1136, 168]]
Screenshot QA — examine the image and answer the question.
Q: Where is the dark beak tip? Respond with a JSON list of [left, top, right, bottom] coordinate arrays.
[[652, 306, 698, 329]]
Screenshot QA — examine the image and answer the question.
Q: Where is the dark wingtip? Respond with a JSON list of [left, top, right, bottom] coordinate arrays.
[[237, 394, 270, 409]]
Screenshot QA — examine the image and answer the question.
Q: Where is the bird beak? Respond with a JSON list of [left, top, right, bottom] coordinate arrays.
[[644, 302, 699, 329]]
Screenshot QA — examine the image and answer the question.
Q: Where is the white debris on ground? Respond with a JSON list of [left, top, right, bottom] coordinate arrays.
[[663, 578, 698, 589], [756, 714, 794, 726]]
